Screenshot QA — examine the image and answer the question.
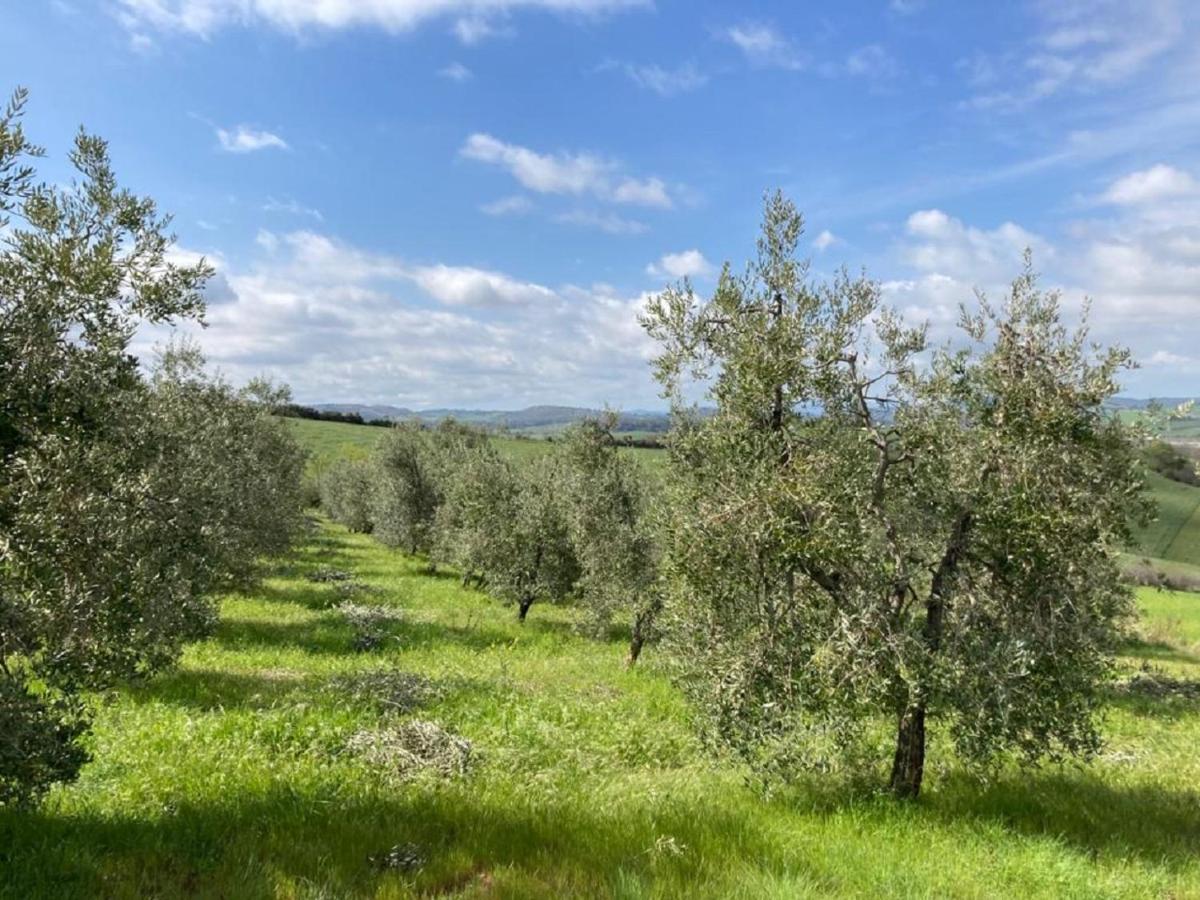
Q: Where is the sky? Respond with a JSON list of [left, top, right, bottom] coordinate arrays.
[[4, 0, 1200, 408]]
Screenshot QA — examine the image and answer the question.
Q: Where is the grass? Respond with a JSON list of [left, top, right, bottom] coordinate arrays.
[[285, 416, 665, 478], [3, 517, 1199, 898]]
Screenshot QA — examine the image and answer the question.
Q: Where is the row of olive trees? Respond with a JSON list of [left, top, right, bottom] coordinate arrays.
[[320, 415, 662, 662], [0, 91, 307, 806]]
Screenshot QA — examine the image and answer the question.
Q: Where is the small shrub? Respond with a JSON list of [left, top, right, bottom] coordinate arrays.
[[346, 720, 473, 779]]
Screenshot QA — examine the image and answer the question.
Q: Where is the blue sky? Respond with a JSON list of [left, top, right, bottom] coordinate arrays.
[[4, 0, 1199, 407]]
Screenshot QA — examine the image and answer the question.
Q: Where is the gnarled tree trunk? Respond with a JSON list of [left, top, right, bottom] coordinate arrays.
[[889, 703, 926, 798]]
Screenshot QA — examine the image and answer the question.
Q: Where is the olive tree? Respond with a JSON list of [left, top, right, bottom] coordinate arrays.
[[641, 191, 1145, 798], [321, 458, 376, 533], [559, 414, 662, 664], [372, 422, 441, 555], [0, 90, 305, 805], [439, 449, 578, 622]]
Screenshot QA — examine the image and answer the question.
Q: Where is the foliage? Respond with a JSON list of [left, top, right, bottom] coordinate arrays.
[[1143, 439, 1198, 486], [641, 191, 1147, 797], [0, 90, 304, 805], [320, 458, 376, 533], [559, 414, 662, 661], [0, 677, 90, 808]]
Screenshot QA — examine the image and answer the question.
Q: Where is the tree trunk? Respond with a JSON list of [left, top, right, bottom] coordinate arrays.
[[518, 596, 534, 623], [889, 703, 926, 798], [627, 623, 647, 666]]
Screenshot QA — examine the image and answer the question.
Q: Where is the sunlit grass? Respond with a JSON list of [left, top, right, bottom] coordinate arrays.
[[2, 518, 1198, 898]]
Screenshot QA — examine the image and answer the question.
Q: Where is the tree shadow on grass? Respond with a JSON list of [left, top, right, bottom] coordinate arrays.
[[123, 668, 311, 711], [1119, 638, 1200, 669], [928, 770, 1200, 867], [215, 615, 352, 657], [0, 783, 790, 900]]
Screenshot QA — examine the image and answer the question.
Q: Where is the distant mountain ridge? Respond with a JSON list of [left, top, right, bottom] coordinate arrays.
[[310, 403, 675, 433]]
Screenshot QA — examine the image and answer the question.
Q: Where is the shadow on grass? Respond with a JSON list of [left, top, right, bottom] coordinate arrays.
[[1119, 638, 1199, 668], [930, 770, 1200, 865], [124, 668, 310, 711], [216, 615, 352, 657], [0, 784, 788, 900]]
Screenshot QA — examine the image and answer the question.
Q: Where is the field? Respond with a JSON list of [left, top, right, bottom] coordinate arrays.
[[4, 418, 1198, 898], [285, 418, 664, 475], [2, 515, 1197, 898]]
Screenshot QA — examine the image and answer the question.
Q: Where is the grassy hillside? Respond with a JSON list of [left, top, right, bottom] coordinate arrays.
[[284, 416, 664, 474], [1129, 472, 1200, 565], [2, 516, 1197, 898]]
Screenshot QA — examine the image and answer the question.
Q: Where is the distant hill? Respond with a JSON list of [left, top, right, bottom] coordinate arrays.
[[1107, 397, 1196, 410], [311, 403, 676, 434]]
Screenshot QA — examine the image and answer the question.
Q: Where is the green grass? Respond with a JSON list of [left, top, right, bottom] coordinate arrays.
[[3, 517, 1199, 898], [285, 416, 665, 476], [1129, 472, 1200, 565]]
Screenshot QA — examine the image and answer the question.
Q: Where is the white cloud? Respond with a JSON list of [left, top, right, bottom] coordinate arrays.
[[611, 177, 672, 208], [408, 264, 556, 307], [723, 23, 806, 70], [480, 195, 533, 216], [216, 124, 288, 153], [461, 133, 674, 207], [965, 0, 1192, 110], [438, 61, 473, 82], [116, 0, 649, 37], [646, 249, 713, 279], [552, 210, 648, 234], [613, 61, 708, 96], [1103, 164, 1199, 205], [901, 209, 1050, 281], [262, 197, 323, 220], [134, 229, 660, 407], [813, 230, 839, 252]]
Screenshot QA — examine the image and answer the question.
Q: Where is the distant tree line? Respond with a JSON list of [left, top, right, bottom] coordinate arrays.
[[1142, 439, 1198, 486], [0, 90, 306, 807], [277, 404, 393, 427]]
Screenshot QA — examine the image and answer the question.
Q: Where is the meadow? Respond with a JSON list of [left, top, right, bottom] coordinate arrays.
[[1, 420, 1198, 898]]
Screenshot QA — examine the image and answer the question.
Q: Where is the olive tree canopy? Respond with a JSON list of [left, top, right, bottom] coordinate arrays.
[[641, 191, 1146, 797]]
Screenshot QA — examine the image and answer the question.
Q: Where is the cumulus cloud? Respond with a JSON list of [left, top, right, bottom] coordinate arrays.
[[407, 264, 556, 307], [885, 187, 1200, 395], [646, 249, 713, 279], [461, 133, 674, 207], [1103, 164, 1199, 205], [116, 0, 649, 37], [134, 230, 661, 407], [901, 209, 1050, 281], [215, 124, 288, 153]]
